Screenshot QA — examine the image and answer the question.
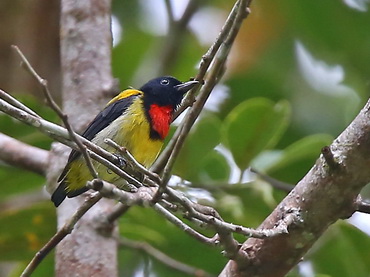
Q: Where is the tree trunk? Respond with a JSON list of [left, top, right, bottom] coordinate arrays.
[[51, 0, 118, 276]]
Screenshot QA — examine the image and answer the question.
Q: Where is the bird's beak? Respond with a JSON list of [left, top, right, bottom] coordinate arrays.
[[174, 80, 200, 93]]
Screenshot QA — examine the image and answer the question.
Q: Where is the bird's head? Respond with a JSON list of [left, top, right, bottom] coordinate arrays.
[[140, 76, 199, 140], [140, 76, 199, 108]]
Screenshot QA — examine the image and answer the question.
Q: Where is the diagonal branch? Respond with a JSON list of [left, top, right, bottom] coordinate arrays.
[[153, 0, 246, 174], [153, 0, 251, 203]]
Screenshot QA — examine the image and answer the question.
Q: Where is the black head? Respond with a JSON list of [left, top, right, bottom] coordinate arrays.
[[140, 76, 199, 107]]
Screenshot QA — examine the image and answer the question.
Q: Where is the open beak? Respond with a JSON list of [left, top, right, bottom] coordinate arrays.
[[174, 80, 200, 93]]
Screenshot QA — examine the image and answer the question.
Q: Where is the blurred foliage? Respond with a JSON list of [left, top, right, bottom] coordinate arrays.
[[0, 0, 370, 276], [306, 222, 370, 277], [0, 204, 55, 260], [174, 115, 226, 182], [222, 98, 290, 170]]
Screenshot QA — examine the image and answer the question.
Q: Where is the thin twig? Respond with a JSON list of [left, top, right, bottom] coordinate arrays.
[[88, 179, 217, 245], [86, 179, 151, 205], [94, 178, 288, 241], [172, 0, 242, 119], [104, 138, 161, 183], [87, 148, 143, 187], [154, 0, 249, 201], [12, 45, 98, 179], [164, 0, 174, 24], [117, 236, 215, 277], [0, 89, 41, 118], [153, 203, 218, 246], [250, 168, 294, 192], [152, 0, 242, 172], [153, 0, 248, 174], [20, 193, 102, 277], [166, 187, 287, 239]]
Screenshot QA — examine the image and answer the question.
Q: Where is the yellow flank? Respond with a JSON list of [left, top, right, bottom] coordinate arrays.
[[107, 89, 143, 106], [65, 97, 163, 191]]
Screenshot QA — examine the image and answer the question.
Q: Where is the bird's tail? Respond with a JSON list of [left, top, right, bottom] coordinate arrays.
[[51, 182, 67, 207], [51, 181, 89, 207]]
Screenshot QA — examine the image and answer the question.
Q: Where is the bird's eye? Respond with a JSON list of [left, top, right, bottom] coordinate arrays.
[[160, 79, 169, 86]]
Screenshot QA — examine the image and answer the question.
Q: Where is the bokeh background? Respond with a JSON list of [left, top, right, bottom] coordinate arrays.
[[0, 0, 369, 276]]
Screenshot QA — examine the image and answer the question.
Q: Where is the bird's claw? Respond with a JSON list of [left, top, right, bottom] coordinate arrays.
[[114, 154, 126, 169]]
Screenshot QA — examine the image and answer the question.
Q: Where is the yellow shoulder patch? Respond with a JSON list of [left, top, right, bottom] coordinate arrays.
[[107, 89, 143, 106]]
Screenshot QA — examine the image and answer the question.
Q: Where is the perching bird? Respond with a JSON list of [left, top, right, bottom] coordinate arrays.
[[51, 76, 199, 207]]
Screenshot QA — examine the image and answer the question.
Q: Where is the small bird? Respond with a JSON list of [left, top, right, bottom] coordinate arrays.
[[51, 76, 199, 207]]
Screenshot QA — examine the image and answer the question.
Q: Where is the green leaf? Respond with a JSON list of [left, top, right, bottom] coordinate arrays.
[[198, 151, 230, 182], [216, 183, 273, 228], [174, 115, 222, 181], [262, 134, 333, 183], [222, 98, 291, 170], [308, 222, 370, 277]]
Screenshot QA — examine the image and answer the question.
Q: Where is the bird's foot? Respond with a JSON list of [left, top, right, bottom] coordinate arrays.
[[114, 154, 127, 169]]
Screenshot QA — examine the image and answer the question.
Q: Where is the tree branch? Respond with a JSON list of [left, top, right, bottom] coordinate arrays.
[[221, 98, 370, 276], [152, 0, 251, 207], [152, 0, 245, 173], [0, 133, 48, 175], [88, 178, 292, 254], [250, 168, 294, 192]]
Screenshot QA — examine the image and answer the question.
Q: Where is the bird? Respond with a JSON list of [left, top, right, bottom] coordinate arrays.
[[51, 76, 199, 207]]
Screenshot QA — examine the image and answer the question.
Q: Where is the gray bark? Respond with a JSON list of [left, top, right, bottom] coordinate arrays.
[[52, 0, 118, 276]]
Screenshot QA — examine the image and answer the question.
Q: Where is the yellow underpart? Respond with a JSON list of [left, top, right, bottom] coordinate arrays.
[[107, 89, 143, 106], [65, 97, 163, 191]]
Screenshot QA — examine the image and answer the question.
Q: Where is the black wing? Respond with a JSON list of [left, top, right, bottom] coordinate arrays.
[[82, 94, 138, 141], [58, 94, 138, 180]]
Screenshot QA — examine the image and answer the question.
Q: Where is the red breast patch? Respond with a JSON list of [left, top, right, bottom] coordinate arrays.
[[148, 104, 173, 139]]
